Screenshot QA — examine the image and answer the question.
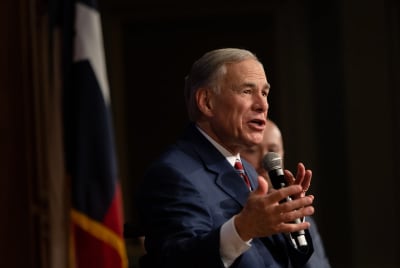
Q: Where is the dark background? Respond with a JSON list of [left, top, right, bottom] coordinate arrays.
[[1, 0, 399, 267], [99, 0, 400, 267]]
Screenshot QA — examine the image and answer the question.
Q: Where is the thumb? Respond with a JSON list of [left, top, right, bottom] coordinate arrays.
[[254, 175, 269, 195]]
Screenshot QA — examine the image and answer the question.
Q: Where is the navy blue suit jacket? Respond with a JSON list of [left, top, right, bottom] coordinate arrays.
[[136, 123, 314, 268], [304, 217, 331, 268]]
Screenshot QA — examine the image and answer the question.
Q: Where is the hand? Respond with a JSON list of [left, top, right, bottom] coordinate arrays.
[[234, 176, 314, 241], [284, 162, 312, 199]]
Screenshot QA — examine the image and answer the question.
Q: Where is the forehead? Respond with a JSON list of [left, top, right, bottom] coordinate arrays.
[[225, 59, 266, 77], [263, 126, 280, 142], [223, 59, 268, 86]]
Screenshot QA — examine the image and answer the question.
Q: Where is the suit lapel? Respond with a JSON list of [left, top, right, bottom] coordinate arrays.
[[213, 162, 250, 206], [179, 124, 250, 207]]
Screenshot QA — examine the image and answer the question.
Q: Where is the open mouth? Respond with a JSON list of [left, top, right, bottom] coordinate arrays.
[[249, 119, 266, 128]]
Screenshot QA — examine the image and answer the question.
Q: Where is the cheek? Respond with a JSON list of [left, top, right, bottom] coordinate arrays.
[[215, 101, 238, 120]]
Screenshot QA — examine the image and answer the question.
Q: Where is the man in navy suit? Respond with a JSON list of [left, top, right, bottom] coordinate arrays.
[[136, 48, 315, 267]]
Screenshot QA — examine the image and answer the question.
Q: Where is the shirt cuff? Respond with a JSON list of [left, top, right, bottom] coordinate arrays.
[[220, 216, 251, 267]]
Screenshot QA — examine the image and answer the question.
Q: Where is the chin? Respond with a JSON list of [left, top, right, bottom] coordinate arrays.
[[251, 136, 263, 145]]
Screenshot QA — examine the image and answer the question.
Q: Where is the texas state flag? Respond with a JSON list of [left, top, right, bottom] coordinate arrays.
[[61, 0, 128, 267]]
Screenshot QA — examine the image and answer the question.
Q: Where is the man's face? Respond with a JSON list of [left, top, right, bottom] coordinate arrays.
[[208, 59, 270, 153], [262, 121, 284, 158]]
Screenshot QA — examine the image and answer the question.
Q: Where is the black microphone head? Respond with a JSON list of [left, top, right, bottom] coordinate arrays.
[[262, 152, 282, 172]]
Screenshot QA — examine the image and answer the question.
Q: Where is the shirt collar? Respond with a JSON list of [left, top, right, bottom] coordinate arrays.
[[196, 125, 240, 167]]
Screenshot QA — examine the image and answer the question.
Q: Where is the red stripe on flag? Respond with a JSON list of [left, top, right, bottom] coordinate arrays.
[[70, 185, 128, 268], [72, 225, 123, 268], [103, 183, 124, 236]]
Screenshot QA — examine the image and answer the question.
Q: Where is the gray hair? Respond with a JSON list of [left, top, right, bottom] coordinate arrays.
[[184, 48, 260, 121]]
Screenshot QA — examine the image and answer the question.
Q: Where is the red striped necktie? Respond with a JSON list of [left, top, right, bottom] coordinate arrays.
[[234, 159, 252, 190]]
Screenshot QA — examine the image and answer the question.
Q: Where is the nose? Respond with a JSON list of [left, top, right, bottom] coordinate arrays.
[[253, 93, 268, 113]]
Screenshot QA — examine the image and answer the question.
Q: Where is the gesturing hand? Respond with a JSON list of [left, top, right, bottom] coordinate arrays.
[[234, 175, 314, 242], [284, 162, 312, 199]]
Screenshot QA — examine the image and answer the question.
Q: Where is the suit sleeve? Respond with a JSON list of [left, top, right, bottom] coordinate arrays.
[[136, 164, 225, 268], [304, 217, 331, 268], [285, 229, 315, 267]]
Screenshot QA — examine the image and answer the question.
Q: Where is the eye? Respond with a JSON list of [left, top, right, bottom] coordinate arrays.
[[244, 147, 256, 153], [243, 88, 252, 94], [268, 146, 278, 153]]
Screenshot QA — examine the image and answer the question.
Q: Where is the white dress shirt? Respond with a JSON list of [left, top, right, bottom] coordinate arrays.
[[196, 126, 252, 267]]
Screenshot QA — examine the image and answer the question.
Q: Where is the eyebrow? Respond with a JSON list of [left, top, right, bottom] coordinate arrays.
[[241, 82, 271, 90]]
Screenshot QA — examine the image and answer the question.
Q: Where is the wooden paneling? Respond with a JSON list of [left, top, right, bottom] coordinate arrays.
[[0, 1, 67, 268]]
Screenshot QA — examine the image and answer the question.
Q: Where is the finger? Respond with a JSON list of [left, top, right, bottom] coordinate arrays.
[[268, 185, 303, 204], [284, 169, 295, 185], [301, 169, 312, 191], [277, 196, 314, 215], [279, 204, 315, 226], [295, 162, 306, 185], [279, 218, 311, 234], [254, 175, 269, 196], [297, 169, 311, 197], [283, 164, 311, 199]]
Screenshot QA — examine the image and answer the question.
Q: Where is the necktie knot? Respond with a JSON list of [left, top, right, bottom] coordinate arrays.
[[234, 159, 244, 172]]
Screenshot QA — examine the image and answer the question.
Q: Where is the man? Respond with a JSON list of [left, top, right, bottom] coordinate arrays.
[[136, 48, 315, 267], [241, 119, 331, 268]]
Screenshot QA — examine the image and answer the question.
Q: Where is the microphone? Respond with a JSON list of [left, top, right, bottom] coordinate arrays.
[[262, 152, 308, 249]]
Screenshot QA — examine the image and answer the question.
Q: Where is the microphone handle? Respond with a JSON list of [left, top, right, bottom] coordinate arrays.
[[268, 169, 308, 249]]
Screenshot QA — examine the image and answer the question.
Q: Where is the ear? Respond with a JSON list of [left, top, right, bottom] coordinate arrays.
[[196, 88, 213, 116]]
